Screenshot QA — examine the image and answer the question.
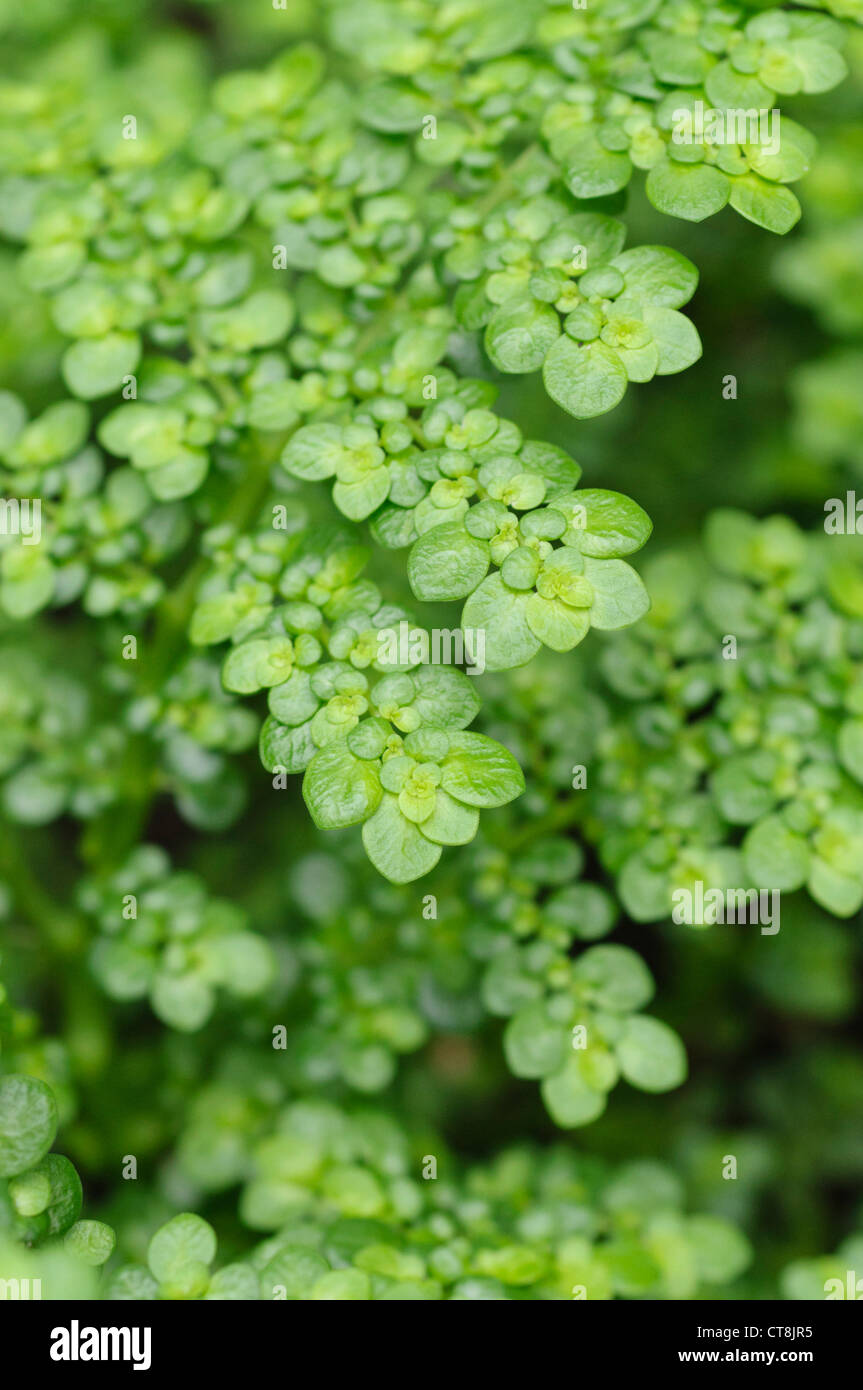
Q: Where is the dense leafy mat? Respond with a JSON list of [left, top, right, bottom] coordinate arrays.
[[0, 0, 862, 1301]]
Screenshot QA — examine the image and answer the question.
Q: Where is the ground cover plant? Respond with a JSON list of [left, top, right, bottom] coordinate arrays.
[[0, 0, 862, 1303]]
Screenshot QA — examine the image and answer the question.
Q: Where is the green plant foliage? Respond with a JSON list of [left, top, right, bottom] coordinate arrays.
[[782, 1230, 863, 1298], [772, 108, 863, 477], [257, 835, 683, 1126], [0, 0, 862, 1313], [0, 1072, 115, 1294], [563, 513, 863, 920], [188, 522, 526, 878], [447, 199, 702, 416], [0, 0, 849, 873], [77, 847, 276, 1030], [116, 1097, 751, 1301]]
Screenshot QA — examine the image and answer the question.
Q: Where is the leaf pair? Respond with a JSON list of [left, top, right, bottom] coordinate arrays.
[[304, 729, 524, 883], [407, 488, 652, 670], [479, 239, 701, 417]]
